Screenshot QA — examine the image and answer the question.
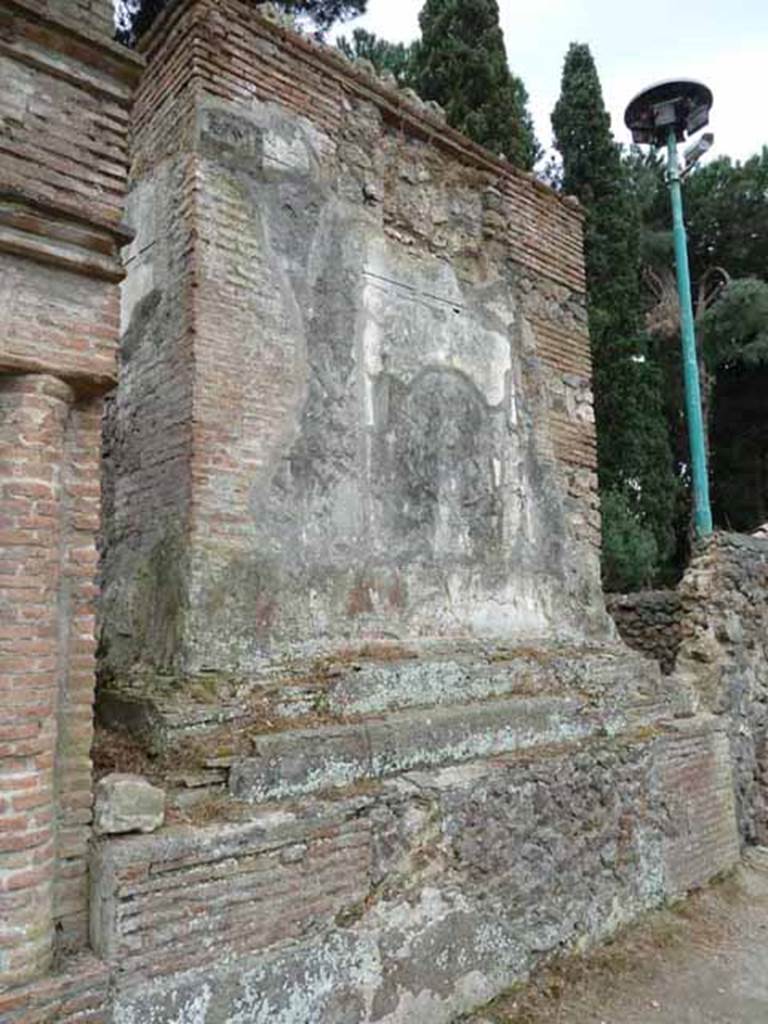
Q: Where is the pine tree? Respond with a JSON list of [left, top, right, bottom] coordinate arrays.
[[412, 0, 539, 170], [336, 28, 416, 85], [552, 43, 678, 589], [116, 0, 367, 45]]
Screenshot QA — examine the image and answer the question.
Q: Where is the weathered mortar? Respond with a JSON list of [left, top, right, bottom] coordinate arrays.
[[100, 0, 609, 687]]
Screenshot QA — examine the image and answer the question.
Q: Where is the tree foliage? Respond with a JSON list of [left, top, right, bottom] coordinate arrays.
[[600, 489, 659, 592], [699, 278, 768, 371], [115, 0, 367, 45], [551, 43, 678, 590], [710, 364, 768, 531], [336, 28, 416, 85], [684, 148, 768, 285], [629, 145, 768, 538], [411, 0, 539, 170]]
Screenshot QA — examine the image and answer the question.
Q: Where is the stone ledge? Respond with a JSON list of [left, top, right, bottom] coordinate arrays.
[[229, 687, 670, 803], [0, 211, 126, 283], [96, 643, 666, 763]]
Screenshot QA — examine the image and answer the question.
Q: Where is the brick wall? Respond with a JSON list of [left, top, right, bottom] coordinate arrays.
[[0, 376, 107, 975], [0, 953, 108, 1023], [0, 375, 72, 986], [657, 722, 740, 896], [99, 159, 196, 678], [0, 0, 140, 995], [102, 0, 607, 683]]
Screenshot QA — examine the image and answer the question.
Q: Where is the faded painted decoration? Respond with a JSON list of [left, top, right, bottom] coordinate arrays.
[[102, 0, 607, 684], [0, 3, 761, 1024]]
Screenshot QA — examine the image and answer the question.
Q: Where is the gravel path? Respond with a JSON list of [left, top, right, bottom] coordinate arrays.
[[466, 848, 768, 1024]]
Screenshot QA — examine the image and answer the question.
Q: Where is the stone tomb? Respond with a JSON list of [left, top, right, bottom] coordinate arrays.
[[88, 3, 741, 1023]]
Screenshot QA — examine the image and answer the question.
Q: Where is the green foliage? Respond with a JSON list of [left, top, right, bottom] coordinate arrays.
[[623, 147, 673, 273], [551, 43, 678, 590], [412, 0, 539, 169], [702, 279, 768, 531], [116, 0, 366, 45], [623, 138, 768, 543], [593, 340, 679, 586], [552, 44, 643, 345], [336, 29, 416, 85], [600, 490, 659, 593], [699, 278, 768, 371], [628, 146, 768, 291], [711, 365, 768, 532], [684, 148, 768, 284]]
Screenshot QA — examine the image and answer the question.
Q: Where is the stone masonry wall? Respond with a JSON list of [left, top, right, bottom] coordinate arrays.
[[605, 534, 768, 846], [606, 590, 683, 674], [0, 0, 140, 1000], [0, 5, 756, 1024], [101, 0, 608, 686], [94, 719, 739, 1024], [676, 533, 768, 845]]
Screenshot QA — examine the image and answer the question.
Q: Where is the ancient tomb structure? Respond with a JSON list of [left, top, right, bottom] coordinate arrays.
[[87, 4, 741, 1022], [0, 2, 756, 1022], [0, 0, 141, 1008], [102, 0, 609, 693]]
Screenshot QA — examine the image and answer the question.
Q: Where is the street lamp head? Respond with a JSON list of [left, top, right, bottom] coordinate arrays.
[[624, 79, 713, 146], [683, 132, 714, 172]]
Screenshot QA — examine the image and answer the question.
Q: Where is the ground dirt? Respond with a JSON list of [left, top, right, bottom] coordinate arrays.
[[464, 848, 768, 1024]]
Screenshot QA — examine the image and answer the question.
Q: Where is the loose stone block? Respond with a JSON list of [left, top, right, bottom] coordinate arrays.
[[93, 774, 165, 836]]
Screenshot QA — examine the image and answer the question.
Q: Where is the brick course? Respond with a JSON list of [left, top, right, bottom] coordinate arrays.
[[0, 0, 139, 995]]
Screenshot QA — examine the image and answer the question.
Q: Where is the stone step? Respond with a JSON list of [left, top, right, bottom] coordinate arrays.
[[228, 688, 669, 803], [269, 645, 662, 721], [98, 643, 665, 759]]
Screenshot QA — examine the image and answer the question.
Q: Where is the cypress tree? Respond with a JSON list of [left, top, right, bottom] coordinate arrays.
[[552, 43, 678, 589], [412, 0, 539, 170]]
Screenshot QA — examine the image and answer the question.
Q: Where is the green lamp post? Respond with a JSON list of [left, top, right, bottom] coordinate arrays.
[[624, 80, 714, 537]]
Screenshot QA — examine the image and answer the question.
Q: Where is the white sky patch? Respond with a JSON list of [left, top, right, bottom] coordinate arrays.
[[332, 0, 768, 164]]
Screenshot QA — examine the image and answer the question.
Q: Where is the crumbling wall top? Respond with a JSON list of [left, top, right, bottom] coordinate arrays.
[[132, 0, 585, 294]]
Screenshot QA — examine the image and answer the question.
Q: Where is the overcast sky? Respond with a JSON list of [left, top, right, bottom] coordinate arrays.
[[332, 0, 767, 165]]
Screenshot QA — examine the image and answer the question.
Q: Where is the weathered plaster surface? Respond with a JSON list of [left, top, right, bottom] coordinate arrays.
[[103, 87, 609, 683]]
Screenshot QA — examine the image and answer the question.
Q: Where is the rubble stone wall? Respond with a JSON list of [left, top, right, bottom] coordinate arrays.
[[93, 720, 739, 1024], [605, 534, 768, 847], [606, 590, 683, 674], [676, 533, 768, 845]]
